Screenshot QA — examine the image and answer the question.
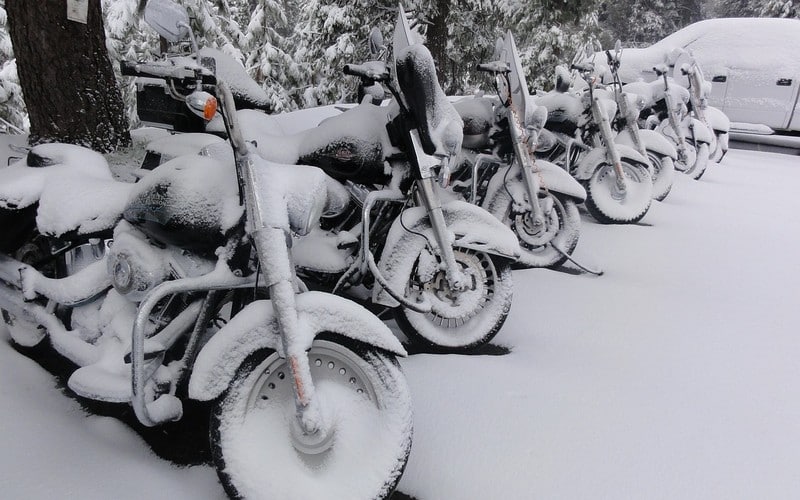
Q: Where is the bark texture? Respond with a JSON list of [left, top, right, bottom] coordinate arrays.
[[7, 0, 130, 152]]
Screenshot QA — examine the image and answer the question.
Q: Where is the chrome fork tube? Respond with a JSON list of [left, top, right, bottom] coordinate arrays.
[[593, 96, 627, 191], [417, 177, 467, 290]]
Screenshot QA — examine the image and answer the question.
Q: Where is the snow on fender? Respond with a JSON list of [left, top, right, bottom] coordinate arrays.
[[188, 291, 406, 401], [573, 144, 649, 181], [373, 200, 520, 308]]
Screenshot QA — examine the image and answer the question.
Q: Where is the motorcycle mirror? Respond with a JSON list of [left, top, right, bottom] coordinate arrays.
[[144, 0, 191, 43], [185, 91, 218, 121], [368, 27, 384, 57]]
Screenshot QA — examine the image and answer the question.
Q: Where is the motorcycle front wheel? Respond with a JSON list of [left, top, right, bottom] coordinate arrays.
[[395, 248, 513, 352], [501, 193, 580, 269], [646, 152, 675, 202], [584, 161, 653, 224], [210, 334, 412, 500], [674, 142, 697, 173], [686, 142, 710, 180]]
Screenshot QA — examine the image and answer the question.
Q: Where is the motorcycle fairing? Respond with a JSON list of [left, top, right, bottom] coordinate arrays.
[[573, 144, 649, 180], [188, 291, 406, 401], [372, 199, 520, 308]]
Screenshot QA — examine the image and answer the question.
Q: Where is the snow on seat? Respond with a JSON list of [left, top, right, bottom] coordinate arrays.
[[0, 143, 132, 237]]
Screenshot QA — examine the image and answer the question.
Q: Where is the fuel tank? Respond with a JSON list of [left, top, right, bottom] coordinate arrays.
[[123, 155, 243, 254]]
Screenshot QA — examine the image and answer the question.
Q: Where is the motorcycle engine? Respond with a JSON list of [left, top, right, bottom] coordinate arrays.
[[107, 221, 215, 302]]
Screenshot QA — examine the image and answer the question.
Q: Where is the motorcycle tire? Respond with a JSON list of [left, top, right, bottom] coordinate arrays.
[[394, 248, 513, 352], [674, 142, 697, 173], [584, 161, 653, 224], [646, 151, 675, 202], [686, 142, 710, 180], [210, 333, 412, 500], [499, 193, 580, 269]]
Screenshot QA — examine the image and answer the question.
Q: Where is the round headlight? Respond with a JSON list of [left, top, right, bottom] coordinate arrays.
[[111, 254, 133, 293]]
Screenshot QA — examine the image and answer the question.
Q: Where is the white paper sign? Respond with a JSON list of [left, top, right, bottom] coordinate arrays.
[[67, 0, 89, 24]]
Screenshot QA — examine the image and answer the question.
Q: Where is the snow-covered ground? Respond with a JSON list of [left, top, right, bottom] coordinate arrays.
[[2, 147, 799, 499]]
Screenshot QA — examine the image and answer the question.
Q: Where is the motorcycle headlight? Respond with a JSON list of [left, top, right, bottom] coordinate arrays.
[[111, 255, 133, 294]]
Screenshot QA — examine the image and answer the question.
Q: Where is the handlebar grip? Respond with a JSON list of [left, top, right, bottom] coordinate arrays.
[[119, 60, 217, 85], [570, 62, 594, 73], [342, 64, 359, 77], [476, 61, 510, 74], [343, 63, 390, 82], [120, 60, 142, 77]]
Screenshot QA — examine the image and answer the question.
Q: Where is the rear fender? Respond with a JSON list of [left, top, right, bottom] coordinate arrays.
[[574, 145, 648, 180], [373, 200, 520, 308], [188, 291, 405, 401]]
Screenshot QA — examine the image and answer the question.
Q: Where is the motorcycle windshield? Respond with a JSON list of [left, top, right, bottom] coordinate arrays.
[[392, 6, 463, 158], [502, 31, 530, 120]]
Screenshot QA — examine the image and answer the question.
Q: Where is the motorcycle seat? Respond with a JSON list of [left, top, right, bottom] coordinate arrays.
[[0, 143, 131, 237]]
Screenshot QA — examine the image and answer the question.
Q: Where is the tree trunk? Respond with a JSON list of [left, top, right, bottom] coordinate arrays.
[[425, 0, 451, 89], [7, 0, 130, 152]]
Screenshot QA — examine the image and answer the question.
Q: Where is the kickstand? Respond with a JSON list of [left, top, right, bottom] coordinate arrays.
[[551, 244, 604, 276]]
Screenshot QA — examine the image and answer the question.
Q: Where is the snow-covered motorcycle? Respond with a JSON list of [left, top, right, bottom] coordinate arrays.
[[676, 53, 731, 166], [0, 1, 413, 498], [603, 43, 677, 201], [231, 7, 520, 353], [449, 31, 586, 269], [623, 64, 714, 180], [535, 62, 653, 224]]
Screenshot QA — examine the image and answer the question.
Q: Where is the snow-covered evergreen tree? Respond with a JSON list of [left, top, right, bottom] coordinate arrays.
[[599, 0, 681, 46], [501, 0, 602, 91], [291, 0, 397, 106], [760, 0, 800, 17], [103, 0, 160, 127], [242, 0, 302, 111], [0, 1, 26, 132]]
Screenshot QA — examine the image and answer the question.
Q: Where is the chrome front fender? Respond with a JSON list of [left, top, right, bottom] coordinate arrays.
[[705, 106, 730, 134], [574, 145, 648, 180], [188, 291, 405, 401], [616, 129, 678, 160], [483, 161, 586, 214], [373, 200, 520, 308]]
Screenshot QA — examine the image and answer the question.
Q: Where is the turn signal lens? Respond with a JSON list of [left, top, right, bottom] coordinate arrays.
[[204, 96, 218, 121]]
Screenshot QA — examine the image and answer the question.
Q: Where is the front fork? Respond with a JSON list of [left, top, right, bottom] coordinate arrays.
[[593, 95, 627, 192], [664, 87, 689, 162], [239, 154, 323, 439], [417, 176, 469, 290], [508, 106, 547, 230]]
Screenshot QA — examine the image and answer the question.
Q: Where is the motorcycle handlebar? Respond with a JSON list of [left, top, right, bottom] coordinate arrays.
[[570, 62, 594, 73], [476, 61, 510, 74], [120, 61, 216, 85], [343, 63, 390, 82]]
